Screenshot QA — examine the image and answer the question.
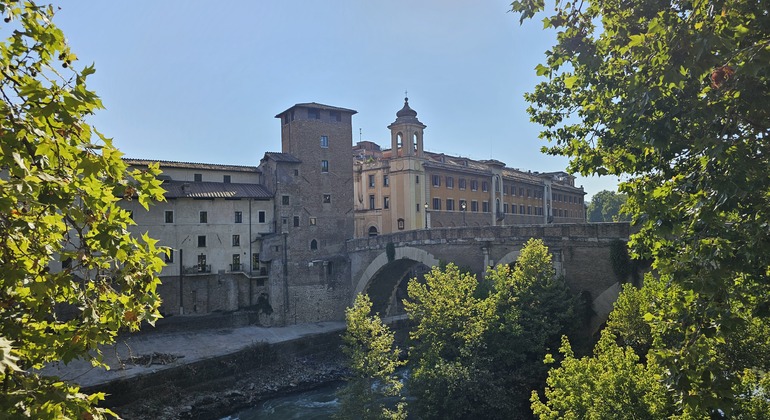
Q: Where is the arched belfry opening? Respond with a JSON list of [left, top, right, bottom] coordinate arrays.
[[388, 97, 426, 158]]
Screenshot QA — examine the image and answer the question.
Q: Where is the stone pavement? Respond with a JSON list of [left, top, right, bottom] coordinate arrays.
[[41, 317, 347, 389]]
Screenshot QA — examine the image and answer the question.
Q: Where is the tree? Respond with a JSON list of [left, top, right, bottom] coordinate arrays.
[[0, 2, 166, 418], [404, 240, 577, 419], [337, 294, 406, 420], [586, 190, 628, 222], [512, 0, 770, 415], [404, 263, 496, 419]]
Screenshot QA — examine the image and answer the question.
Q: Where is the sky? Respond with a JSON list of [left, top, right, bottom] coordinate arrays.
[[51, 0, 620, 200]]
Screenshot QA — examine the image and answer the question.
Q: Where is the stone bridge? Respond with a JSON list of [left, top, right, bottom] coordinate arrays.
[[346, 223, 632, 326]]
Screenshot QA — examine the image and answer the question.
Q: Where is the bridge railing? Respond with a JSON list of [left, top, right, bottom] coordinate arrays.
[[347, 222, 631, 251]]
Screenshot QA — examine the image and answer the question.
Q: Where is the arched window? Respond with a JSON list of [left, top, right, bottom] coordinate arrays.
[[413, 133, 418, 151], [368, 226, 379, 237], [397, 133, 403, 148], [310, 239, 318, 250], [397, 218, 405, 230]]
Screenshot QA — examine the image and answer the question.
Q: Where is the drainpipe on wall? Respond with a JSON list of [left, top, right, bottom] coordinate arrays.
[[248, 199, 253, 306], [179, 248, 184, 315]]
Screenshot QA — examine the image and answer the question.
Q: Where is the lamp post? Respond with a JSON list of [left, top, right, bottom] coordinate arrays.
[[461, 200, 467, 226], [424, 202, 429, 229]]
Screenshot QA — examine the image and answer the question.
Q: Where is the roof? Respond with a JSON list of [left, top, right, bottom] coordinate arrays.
[[162, 181, 272, 199], [261, 152, 302, 163], [124, 158, 259, 173], [275, 102, 357, 117]]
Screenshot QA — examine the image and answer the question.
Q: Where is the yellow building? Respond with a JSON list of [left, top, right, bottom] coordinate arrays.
[[353, 98, 586, 238]]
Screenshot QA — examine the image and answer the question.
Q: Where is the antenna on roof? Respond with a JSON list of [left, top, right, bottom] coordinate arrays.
[[359, 128, 362, 142]]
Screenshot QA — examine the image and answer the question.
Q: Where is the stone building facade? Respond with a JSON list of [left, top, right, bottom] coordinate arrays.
[[120, 99, 589, 325], [353, 98, 587, 238]]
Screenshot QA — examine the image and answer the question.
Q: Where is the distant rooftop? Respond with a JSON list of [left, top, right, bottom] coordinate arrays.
[[124, 158, 259, 173], [275, 102, 357, 117], [261, 152, 302, 163], [162, 181, 271, 199]]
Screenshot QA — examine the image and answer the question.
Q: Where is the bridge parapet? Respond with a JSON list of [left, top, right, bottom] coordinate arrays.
[[346, 222, 631, 252]]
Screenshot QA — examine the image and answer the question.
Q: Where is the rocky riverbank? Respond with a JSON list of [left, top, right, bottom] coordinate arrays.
[[113, 351, 349, 420]]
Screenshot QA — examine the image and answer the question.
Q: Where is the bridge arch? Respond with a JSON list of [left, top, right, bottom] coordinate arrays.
[[353, 247, 440, 310]]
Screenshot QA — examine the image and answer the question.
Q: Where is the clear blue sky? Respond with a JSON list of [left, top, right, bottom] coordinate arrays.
[[53, 0, 619, 200]]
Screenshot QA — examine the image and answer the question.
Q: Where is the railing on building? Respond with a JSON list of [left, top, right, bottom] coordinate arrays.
[[184, 264, 211, 275], [229, 263, 242, 272]]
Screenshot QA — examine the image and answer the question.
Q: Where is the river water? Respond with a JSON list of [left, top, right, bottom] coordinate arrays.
[[222, 382, 343, 420]]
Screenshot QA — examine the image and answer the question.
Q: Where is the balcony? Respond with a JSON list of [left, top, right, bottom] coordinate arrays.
[[229, 263, 243, 272], [184, 264, 211, 275]]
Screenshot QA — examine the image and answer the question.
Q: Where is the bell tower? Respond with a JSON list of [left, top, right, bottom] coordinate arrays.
[[388, 97, 425, 158], [387, 97, 427, 231]]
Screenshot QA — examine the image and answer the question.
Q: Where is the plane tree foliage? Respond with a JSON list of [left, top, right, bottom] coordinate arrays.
[[0, 1, 165, 417], [511, 0, 770, 415]]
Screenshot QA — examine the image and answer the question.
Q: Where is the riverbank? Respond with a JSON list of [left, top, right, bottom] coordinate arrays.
[[42, 312, 409, 419], [42, 312, 347, 419]]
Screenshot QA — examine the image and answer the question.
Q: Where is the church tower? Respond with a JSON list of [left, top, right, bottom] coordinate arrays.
[[387, 97, 427, 231]]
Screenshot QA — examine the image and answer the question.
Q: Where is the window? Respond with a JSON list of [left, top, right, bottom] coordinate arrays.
[[432, 197, 441, 210], [199, 211, 207, 223], [321, 160, 329, 173], [383, 175, 389, 187], [432, 175, 441, 187], [282, 195, 290, 205], [330, 111, 341, 121], [232, 234, 240, 246], [197, 254, 207, 271], [368, 226, 378, 237], [310, 239, 318, 250], [197, 235, 206, 247], [223, 175, 231, 183], [528, 206, 533, 215], [383, 196, 390, 209], [309, 217, 317, 226], [232, 254, 240, 271], [520, 205, 525, 214], [252, 253, 260, 271], [320, 135, 329, 148], [482, 181, 489, 192], [460, 199, 467, 211], [258, 211, 266, 223], [294, 169, 299, 176], [165, 249, 173, 263], [369, 195, 375, 210], [293, 216, 300, 227], [512, 204, 517, 214], [235, 211, 243, 223], [398, 218, 405, 230], [323, 194, 331, 204], [471, 180, 478, 191], [503, 185, 508, 195], [483, 201, 490, 213], [471, 201, 479, 212], [504, 203, 509, 213], [415, 175, 419, 184], [519, 187, 525, 196], [459, 178, 466, 190], [308, 108, 320, 119], [194, 173, 202, 182], [368, 174, 375, 187], [165, 210, 174, 223], [446, 177, 454, 188], [527, 188, 532, 198], [446, 199, 455, 211]]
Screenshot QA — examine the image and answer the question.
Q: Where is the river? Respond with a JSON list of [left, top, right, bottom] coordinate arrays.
[[222, 381, 343, 420]]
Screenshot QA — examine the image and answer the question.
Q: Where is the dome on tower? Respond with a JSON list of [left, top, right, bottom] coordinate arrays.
[[396, 97, 418, 118]]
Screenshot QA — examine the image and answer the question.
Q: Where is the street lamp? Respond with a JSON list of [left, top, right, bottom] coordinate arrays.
[[461, 200, 467, 226], [424, 202, 429, 229]]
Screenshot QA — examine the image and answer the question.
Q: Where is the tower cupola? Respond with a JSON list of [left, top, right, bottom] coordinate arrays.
[[388, 97, 426, 157]]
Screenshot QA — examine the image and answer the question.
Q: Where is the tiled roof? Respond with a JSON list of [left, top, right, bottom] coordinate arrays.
[[162, 181, 272, 199], [124, 158, 259, 173], [262, 152, 302, 163], [275, 102, 357, 117]]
